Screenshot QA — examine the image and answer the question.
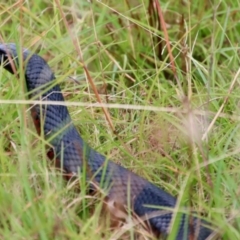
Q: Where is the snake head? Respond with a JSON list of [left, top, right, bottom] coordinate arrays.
[[0, 43, 30, 74]]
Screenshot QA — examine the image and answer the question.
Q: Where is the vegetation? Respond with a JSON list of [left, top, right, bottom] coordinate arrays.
[[0, 0, 240, 239]]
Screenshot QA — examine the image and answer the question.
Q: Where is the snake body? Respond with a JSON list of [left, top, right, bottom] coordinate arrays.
[[0, 43, 212, 239]]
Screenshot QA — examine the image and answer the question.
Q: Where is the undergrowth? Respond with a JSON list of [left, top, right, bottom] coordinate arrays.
[[0, 0, 240, 239]]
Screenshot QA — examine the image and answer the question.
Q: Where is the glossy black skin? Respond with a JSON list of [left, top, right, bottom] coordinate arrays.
[[0, 43, 212, 239]]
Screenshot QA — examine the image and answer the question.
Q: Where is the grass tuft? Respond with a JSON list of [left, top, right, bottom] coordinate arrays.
[[0, 0, 240, 239]]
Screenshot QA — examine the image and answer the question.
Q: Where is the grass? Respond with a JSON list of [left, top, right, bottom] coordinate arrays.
[[0, 0, 240, 239]]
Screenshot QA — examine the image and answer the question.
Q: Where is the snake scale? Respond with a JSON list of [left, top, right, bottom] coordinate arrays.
[[0, 43, 212, 239]]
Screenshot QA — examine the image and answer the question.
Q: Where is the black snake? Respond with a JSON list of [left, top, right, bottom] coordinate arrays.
[[0, 43, 213, 239]]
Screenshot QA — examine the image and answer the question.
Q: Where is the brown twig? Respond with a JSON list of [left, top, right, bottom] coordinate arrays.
[[153, 0, 183, 94], [55, 0, 115, 132]]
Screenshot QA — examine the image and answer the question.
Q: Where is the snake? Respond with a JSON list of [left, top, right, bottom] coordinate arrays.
[[0, 43, 213, 239]]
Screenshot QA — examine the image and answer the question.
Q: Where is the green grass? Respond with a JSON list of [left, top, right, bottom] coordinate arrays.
[[0, 0, 240, 239]]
